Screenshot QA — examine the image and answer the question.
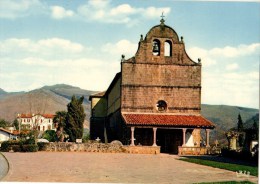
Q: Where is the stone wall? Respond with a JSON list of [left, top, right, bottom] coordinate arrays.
[[40, 141, 160, 154]]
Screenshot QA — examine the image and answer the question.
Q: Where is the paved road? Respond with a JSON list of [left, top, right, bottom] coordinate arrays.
[[1, 152, 258, 183], [0, 153, 9, 181]]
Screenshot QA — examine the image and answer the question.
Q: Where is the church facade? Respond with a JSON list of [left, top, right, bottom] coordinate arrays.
[[89, 18, 215, 154]]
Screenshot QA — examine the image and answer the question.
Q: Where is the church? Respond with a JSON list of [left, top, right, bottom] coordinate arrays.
[[89, 17, 215, 154]]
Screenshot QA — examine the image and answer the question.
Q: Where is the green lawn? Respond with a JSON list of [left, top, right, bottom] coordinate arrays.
[[195, 181, 254, 184], [179, 157, 258, 177]]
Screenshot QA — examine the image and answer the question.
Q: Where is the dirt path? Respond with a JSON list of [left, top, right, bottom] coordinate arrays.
[[1, 152, 258, 183]]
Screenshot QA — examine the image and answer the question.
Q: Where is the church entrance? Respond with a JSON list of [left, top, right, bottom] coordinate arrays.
[[157, 129, 182, 154]]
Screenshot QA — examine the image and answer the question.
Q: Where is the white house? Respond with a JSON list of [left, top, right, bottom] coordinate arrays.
[[0, 128, 18, 142], [17, 114, 56, 132]]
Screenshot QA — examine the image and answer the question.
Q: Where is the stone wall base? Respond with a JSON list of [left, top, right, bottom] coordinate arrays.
[[41, 142, 160, 154], [178, 146, 209, 155]]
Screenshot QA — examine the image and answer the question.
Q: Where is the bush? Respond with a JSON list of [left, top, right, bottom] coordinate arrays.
[[22, 144, 38, 152], [12, 145, 22, 152], [221, 147, 254, 162], [43, 130, 57, 142], [37, 142, 49, 151], [0, 140, 38, 152], [0, 140, 20, 152]]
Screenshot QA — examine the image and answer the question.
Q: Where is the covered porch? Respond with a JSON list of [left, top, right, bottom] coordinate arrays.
[[122, 113, 215, 155]]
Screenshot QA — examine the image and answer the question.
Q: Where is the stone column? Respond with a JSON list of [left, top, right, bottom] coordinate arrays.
[[152, 127, 157, 146], [130, 127, 135, 146], [182, 128, 187, 147], [206, 129, 210, 147]]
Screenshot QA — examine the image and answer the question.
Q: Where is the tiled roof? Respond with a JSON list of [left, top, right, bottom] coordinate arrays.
[[0, 128, 19, 135], [19, 114, 33, 118], [42, 114, 55, 118], [18, 114, 54, 118], [122, 113, 215, 128]]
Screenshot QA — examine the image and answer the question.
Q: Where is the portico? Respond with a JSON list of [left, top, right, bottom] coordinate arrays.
[[124, 113, 215, 154]]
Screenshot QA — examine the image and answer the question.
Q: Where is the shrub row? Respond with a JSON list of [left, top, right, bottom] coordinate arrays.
[[221, 148, 258, 163], [0, 140, 38, 152]]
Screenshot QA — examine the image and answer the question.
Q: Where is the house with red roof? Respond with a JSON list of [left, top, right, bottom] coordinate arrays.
[[89, 17, 215, 154], [17, 113, 55, 132]]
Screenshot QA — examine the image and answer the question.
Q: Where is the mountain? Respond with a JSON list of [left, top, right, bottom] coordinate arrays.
[[0, 88, 7, 95], [244, 113, 259, 129], [40, 84, 96, 104], [0, 84, 258, 145], [201, 104, 259, 145], [0, 84, 97, 128]]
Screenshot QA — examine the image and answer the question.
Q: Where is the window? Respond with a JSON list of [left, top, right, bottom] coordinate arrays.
[[156, 100, 167, 112], [152, 39, 160, 56], [164, 40, 172, 56]]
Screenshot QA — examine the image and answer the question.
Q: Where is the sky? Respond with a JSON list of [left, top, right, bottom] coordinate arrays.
[[0, 0, 259, 109]]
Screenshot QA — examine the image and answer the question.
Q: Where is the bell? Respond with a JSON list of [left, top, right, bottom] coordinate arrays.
[[153, 42, 159, 52]]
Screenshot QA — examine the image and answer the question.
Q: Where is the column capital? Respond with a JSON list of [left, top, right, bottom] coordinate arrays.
[[131, 127, 135, 131]]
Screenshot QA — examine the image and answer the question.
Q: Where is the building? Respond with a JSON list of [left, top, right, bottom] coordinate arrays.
[[89, 17, 215, 154], [0, 128, 18, 142], [17, 113, 55, 132]]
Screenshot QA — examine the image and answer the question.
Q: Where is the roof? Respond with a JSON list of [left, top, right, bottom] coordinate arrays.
[[89, 91, 106, 100], [0, 128, 19, 135], [18, 114, 54, 119], [122, 113, 215, 129]]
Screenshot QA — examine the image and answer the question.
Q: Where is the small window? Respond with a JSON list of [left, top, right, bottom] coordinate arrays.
[[152, 39, 160, 56], [156, 100, 167, 112], [164, 40, 172, 56]]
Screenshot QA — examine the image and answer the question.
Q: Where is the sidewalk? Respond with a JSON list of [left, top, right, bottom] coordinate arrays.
[[1, 152, 258, 183]]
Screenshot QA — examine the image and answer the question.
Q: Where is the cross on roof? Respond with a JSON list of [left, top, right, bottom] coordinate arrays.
[[161, 12, 165, 19]]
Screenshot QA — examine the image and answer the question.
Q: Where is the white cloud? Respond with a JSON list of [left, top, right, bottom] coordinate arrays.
[[77, 1, 171, 25], [189, 43, 260, 108], [142, 7, 171, 19], [209, 43, 260, 58], [0, 38, 85, 58], [101, 39, 138, 57], [226, 63, 239, 71], [50, 6, 74, 19], [0, 0, 44, 19]]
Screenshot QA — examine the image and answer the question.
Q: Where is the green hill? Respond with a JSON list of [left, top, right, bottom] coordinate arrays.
[[201, 104, 258, 145]]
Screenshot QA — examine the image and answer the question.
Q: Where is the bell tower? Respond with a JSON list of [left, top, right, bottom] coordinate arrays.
[[121, 17, 202, 115]]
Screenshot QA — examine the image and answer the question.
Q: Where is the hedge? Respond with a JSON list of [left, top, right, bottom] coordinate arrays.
[[0, 140, 38, 152]]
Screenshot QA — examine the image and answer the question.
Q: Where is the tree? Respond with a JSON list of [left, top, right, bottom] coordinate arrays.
[[53, 111, 67, 142], [237, 113, 244, 147], [0, 119, 9, 128], [13, 119, 19, 130], [237, 113, 244, 132], [43, 130, 57, 142], [64, 95, 86, 142]]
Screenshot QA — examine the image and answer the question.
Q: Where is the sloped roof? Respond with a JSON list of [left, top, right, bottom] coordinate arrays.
[[0, 128, 19, 135], [122, 113, 215, 129], [18, 114, 54, 119]]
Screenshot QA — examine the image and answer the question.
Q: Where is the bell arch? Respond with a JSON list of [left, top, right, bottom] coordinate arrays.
[[152, 39, 160, 56], [164, 40, 172, 56]]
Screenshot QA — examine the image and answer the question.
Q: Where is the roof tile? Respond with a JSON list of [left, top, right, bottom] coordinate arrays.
[[122, 113, 215, 128]]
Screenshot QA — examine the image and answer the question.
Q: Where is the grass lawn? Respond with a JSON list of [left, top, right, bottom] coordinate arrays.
[[195, 181, 255, 184], [179, 157, 258, 177]]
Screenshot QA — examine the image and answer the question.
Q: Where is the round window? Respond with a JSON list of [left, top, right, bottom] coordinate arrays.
[[156, 100, 167, 112]]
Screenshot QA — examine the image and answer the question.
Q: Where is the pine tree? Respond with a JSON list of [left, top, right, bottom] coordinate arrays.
[[237, 113, 244, 132], [237, 113, 244, 147], [64, 95, 86, 142]]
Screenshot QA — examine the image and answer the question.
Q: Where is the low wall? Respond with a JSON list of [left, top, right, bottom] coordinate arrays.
[[40, 142, 160, 154], [178, 146, 209, 155], [124, 146, 160, 154]]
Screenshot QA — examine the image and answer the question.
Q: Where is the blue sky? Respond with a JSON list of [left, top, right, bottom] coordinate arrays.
[[0, 0, 259, 108]]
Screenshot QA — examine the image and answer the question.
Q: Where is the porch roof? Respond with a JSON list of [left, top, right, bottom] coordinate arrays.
[[121, 113, 215, 129]]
